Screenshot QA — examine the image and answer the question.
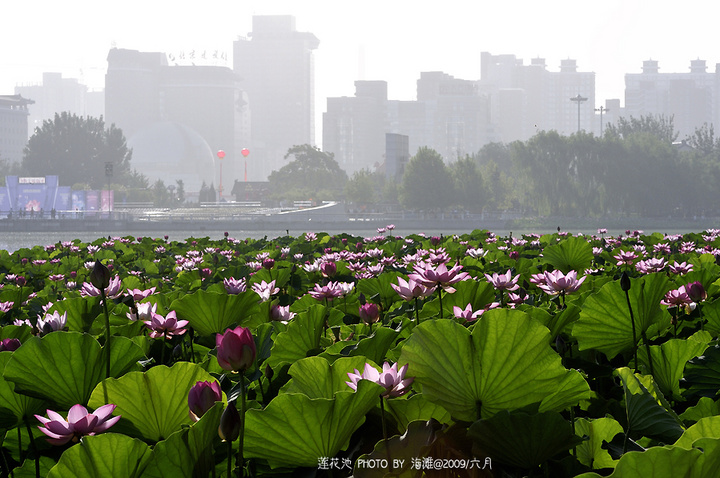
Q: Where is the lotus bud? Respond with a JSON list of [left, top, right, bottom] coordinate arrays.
[[686, 281, 707, 303], [0, 338, 21, 352], [359, 302, 380, 325], [218, 402, 241, 442], [620, 271, 631, 292], [188, 380, 222, 422], [320, 261, 337, 277], [89, 260, 111, 290], [262, 258, 275, 270], [216, 326, 256, 372]]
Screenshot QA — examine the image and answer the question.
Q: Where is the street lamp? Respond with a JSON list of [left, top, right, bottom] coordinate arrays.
[[570, 94, 588, 133], [595, 105, 610, 138]]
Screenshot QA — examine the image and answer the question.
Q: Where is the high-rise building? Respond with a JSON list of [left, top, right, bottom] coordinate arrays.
[[15, 72, 101, 136], [323, 81, 388, 175], [625, 59, 718, 138], [105, 48, 246, 193], [233, 15, 319, 180], [0, 95, 34, 164], [479, 52, 595, 140]]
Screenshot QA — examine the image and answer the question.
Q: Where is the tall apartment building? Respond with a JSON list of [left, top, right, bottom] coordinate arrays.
[[15, 72, 103, 135], [0, 95, 33, 164], [234, 16, 319, 180], [324, 72, 492, 172], [479, 52, 595, 141], [105, 48, 246, 192], [625, 59, 718, 138], [323, 81, 388, 175]]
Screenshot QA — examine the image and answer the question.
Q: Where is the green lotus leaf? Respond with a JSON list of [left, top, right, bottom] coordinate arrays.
[[47, 296, 103, 333], [638, 330, 711, 400], [282, 356, 370, 398], [616, 367, 684, 442], [575, 417, 623, 470], [244, 379, 384, 468], [3, 333, 145, 409], [573, 273, 671, 359], [11, 456, 56, 478], [353, 419, 445, 478], [88, 362, 217, 442], [140, 403, 223, 478], [674, 416, 720, 449], [575, 437, 720, 478], [680, 397, 720, 425], [266, 305, 328, 370], [0, 353, 46, 430], [399, 308, 590, 421], [386, 394, 453, 431], [420, 280, 497, 319], [357, 271, 405, 308], [46, 433, 152, 478], [339, 326, 399, 365], [170, 290, 262, 337], [467, 410, 582, 469], [541, 235, 594, 273], [683, 345, 720, 399], [700, 298, 720, 337], [0, 325, 33, 342]]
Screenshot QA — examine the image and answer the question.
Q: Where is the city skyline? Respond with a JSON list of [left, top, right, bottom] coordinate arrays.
[[2, 0, 718, 144]]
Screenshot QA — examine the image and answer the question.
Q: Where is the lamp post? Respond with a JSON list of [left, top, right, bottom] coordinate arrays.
[[595, 105, 609, 138], [216, 150, 225, 201], [570, 94, 588, 133]]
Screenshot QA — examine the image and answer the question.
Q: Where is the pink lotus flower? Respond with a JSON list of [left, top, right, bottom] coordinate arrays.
[[144, 311, 189, 339], [216, 326, 256, 372], [37, 311, 67, 334], [391, 277, 434, 301], [635, 258, 667, 274], [613, 250, 638, 266], [0, 301, 13, 313], [346, 362, 414, 398], [319, 261, 337, 277], [537, 270, 586, 295], [661, 287, 692, 307], [308, 282, 344, 301], [127, 287, 156, 301], [270, 305, 296, 322], [484, 269, 520, 291], [409, 262, 469, 292], [223, 277, 247, 295], [188, 380, 222, 422], [668, 261, 693, 275], [80, 275, 123, 299], [251, 280, 279, 302], [127, 302, 157, 322], [453, 304, 483, 321], [35, 404, 120, 445]]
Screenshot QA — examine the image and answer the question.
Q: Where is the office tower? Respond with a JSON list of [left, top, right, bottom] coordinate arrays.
[[234, 15, 319, 180]]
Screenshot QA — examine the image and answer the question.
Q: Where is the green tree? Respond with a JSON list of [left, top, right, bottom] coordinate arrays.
[[268, 145, 348, 201], [450, 156, 484, 211], [22, 112, 135, 189], [605, 114, 679, 142], [345, 169, 385, 208], [399, 147, 455, 211]]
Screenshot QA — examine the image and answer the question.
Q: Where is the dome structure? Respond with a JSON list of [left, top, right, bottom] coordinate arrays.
[[128, 122, 216, 192]]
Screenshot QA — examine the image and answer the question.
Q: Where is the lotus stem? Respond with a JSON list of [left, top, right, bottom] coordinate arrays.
[[238, 370, 246, 476], [414, 297, 420, 325], [641, 331, 656, 378], [100, 289, 111, 379], [437, 288, 443, 319], [226, 438, 233, 478], [379, 395, 393, 472], [23, 418, 39, 478], [623, 289, 638, 372]]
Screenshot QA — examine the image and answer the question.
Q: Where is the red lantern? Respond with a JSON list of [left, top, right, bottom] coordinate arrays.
[[217, 150, 226, 159], [241, 148, 250, 157]]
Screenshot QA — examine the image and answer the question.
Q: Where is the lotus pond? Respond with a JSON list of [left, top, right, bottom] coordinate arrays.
[[1, 228, 720, 477]]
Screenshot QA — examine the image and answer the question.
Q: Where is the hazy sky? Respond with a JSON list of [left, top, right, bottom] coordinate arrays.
[[2, 1, 716, 121]]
